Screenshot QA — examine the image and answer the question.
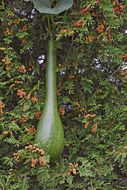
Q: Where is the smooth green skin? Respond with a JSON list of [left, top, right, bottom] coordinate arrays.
[[35, 39, 64, 161]]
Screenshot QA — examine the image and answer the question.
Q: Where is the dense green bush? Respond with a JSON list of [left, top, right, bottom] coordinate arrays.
[[0, 0, 127, 189]]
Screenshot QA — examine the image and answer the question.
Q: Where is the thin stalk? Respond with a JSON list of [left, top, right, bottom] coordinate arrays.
[[50, 15, 55, 26], [47, 15, 52, 38], [50, 15, 55, 36]]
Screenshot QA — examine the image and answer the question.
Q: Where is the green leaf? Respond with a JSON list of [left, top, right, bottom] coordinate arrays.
[[62, 96, 70, 102], [25, 0, 73, 14]]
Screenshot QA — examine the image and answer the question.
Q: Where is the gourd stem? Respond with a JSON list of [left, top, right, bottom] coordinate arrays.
[[47, 15, 55, 39], [47, 15, 52, 38], [50, 15, 55, 32], [50, 15, 54, 26]]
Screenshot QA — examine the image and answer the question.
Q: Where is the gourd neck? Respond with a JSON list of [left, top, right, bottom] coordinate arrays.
[[45, 39, 57, 108]]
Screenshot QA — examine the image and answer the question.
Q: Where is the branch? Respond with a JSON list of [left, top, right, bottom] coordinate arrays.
[[110, 62, 123, 77]]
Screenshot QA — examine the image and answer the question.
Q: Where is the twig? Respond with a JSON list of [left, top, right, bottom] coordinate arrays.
[[110, 62, 123, 77]]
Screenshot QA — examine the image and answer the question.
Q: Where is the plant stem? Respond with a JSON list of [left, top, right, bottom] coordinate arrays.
[[50, 15, 55, 26], [47, 15, 55, 39], [47, 15, 52, 38]]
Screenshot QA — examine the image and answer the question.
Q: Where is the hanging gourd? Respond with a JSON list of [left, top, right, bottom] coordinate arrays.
[[25, 0, 73, 161], [35, 38, 64, 161]]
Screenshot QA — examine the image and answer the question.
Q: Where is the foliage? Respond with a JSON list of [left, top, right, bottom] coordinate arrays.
[[0, 0, 127, 189]]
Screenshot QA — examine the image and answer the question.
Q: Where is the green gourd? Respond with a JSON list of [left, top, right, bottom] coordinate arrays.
[[35, 39, 64, 161], [24, 0, 73, 162]]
